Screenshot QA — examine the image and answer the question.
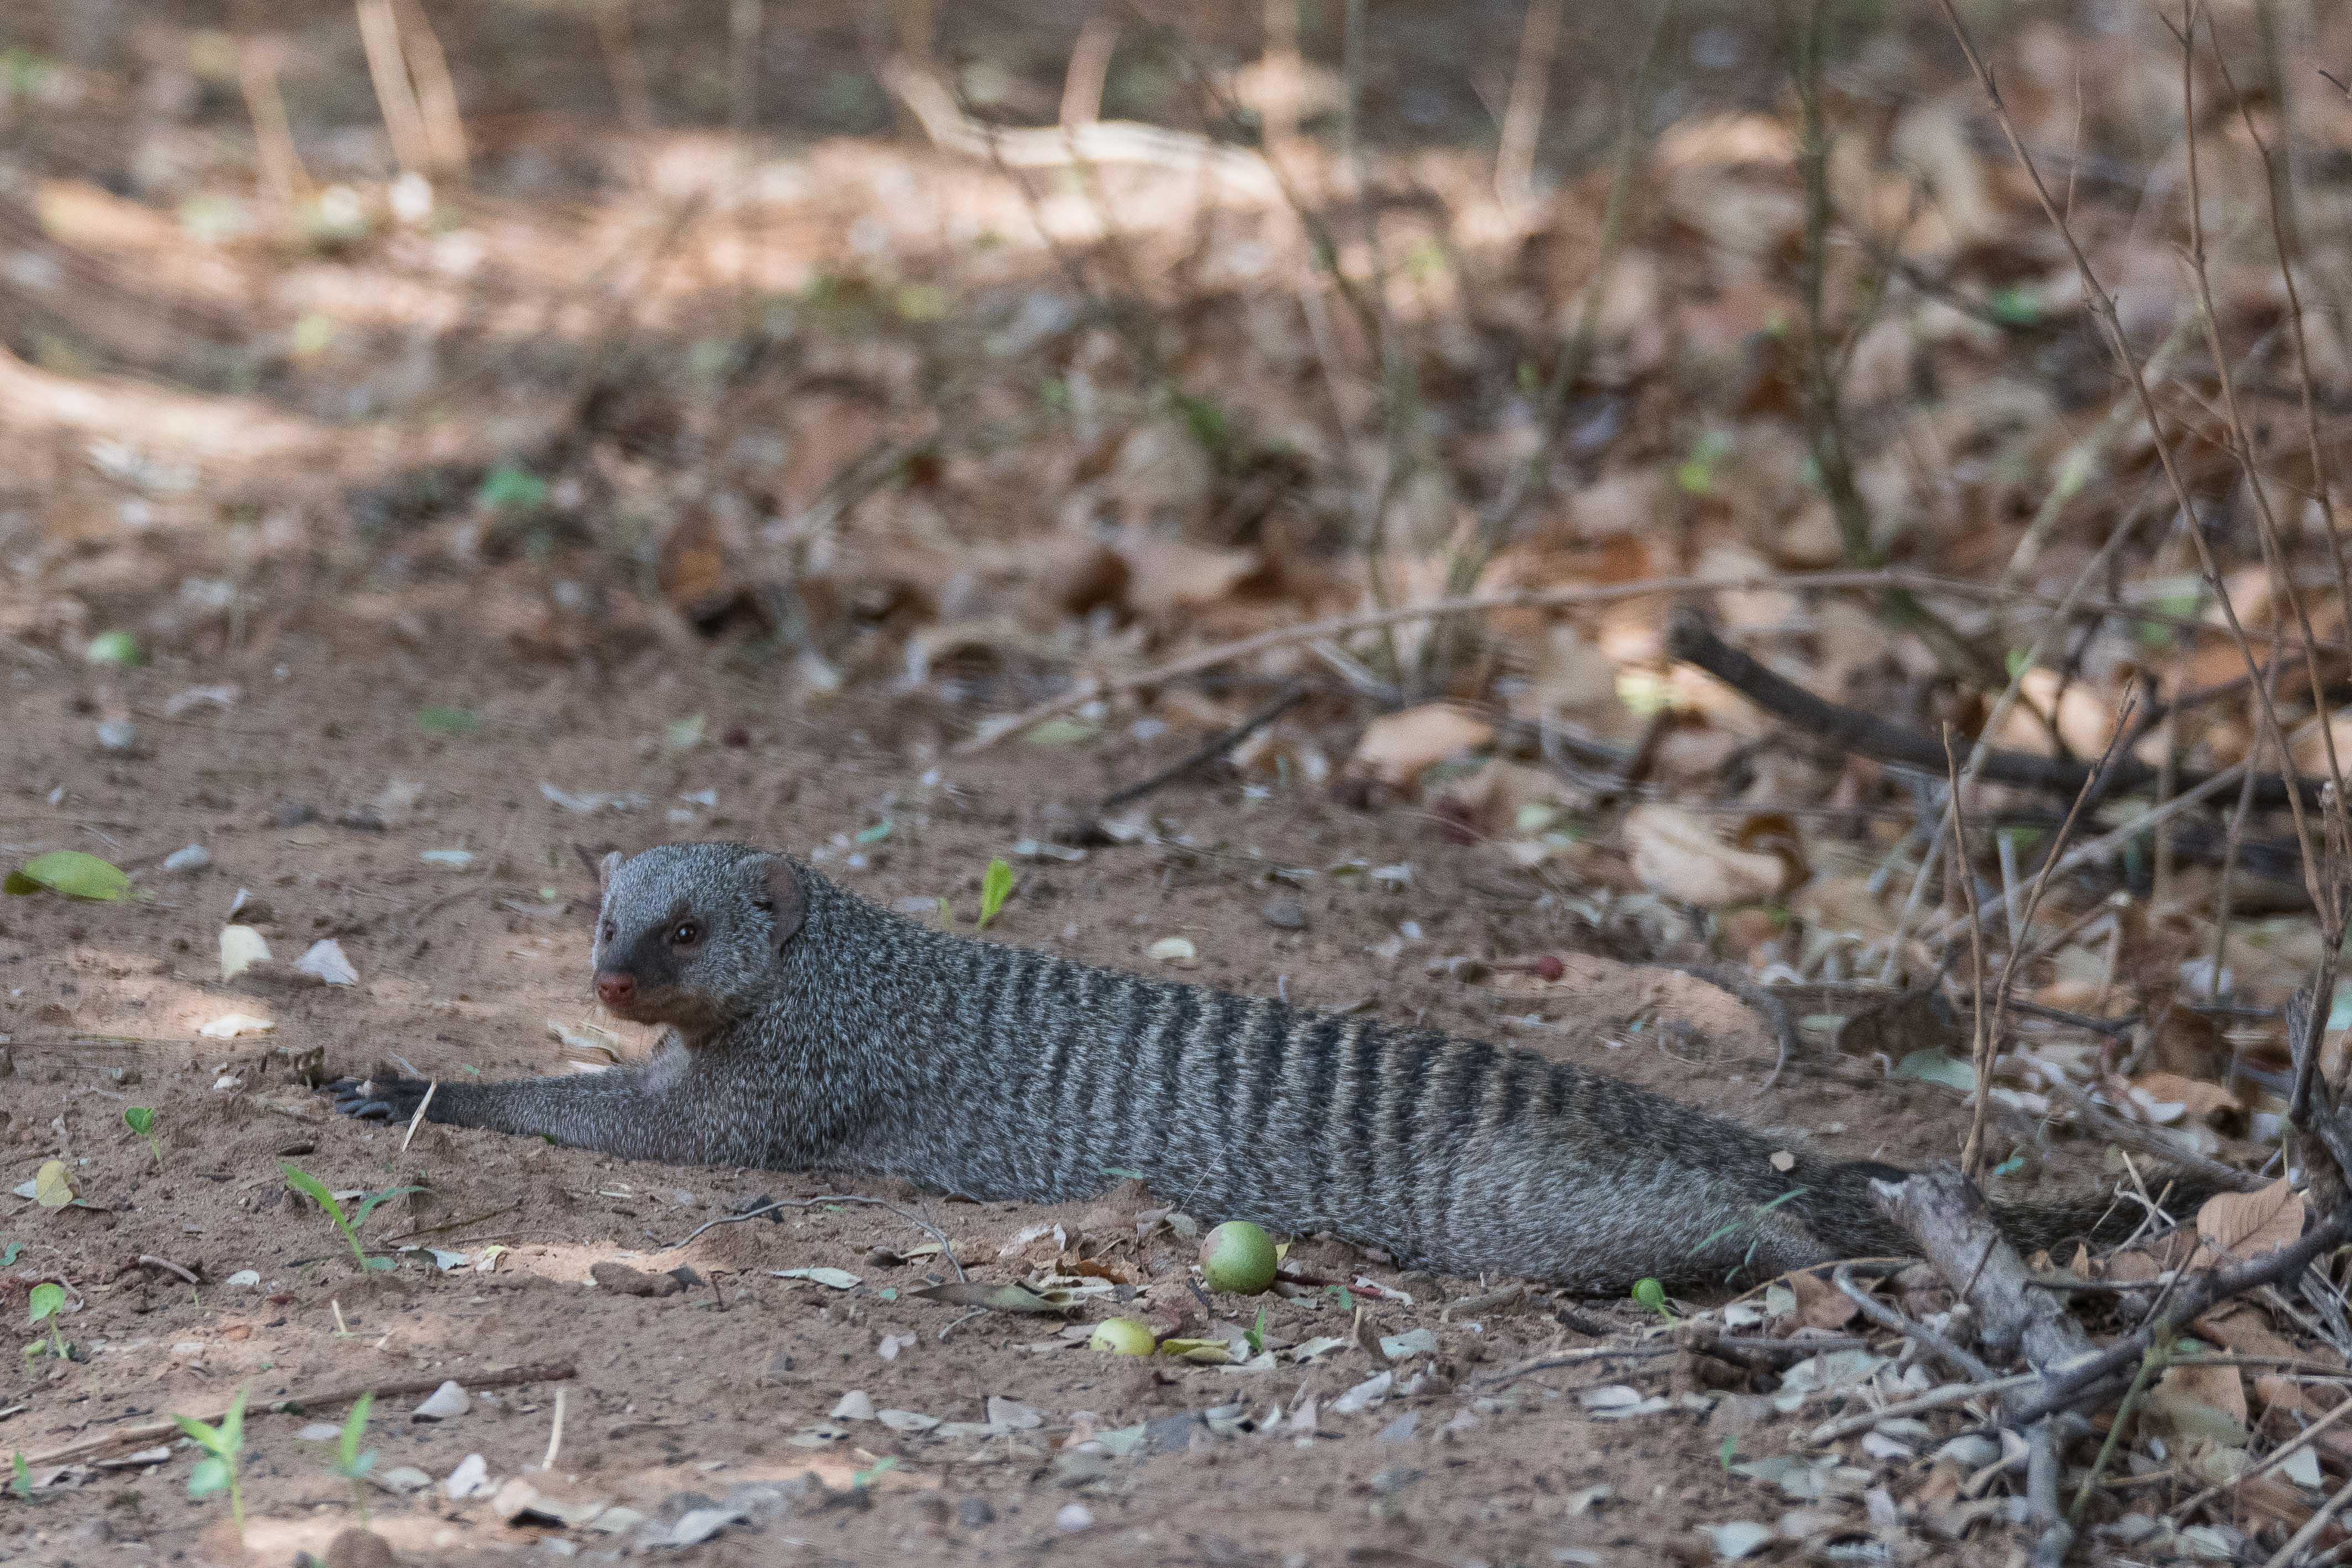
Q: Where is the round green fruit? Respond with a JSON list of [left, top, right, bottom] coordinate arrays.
[[1088, 1317, 1157, 1355], [1198, 1220, 1278, 1295]]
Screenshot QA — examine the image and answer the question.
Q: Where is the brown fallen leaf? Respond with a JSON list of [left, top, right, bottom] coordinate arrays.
[[2195, 1178, 2306, 1271], [2129, 1070, 2243, 1126], [1623, 803, 1791, 907], [2144, 1360, 2249, 1447], [1784, 1269, 1862, 1332], [1345, 703, 1495, 792]]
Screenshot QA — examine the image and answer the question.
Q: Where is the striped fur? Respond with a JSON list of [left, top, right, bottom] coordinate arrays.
[[330, 843, 2221, 1292]]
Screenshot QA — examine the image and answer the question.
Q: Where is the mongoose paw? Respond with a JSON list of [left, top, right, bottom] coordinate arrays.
[[327, 1070, 432, 1123]]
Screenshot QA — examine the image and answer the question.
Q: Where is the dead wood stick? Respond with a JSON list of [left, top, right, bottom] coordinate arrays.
[[952, 568, 2352, 756], [1871, 1167, 2092, 1559], [1871, 1167, 2099, 1376], [1095, 684, 1307, 814], [2002, 1207, 2352, 1432], [1667, 607, 2325, 809], [25, 1360, 576, 1469]]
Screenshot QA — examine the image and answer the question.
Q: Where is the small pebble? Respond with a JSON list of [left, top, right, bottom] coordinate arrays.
[[1260, 897, 1307, 931], [162, 844, 211, 873], [95, 719, 137, 752], [1055, 1503, 1093, 1533], [956, 1497, 995, 1528]]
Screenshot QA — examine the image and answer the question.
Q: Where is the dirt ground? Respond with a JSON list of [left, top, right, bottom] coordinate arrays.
[[2, 648, 2073, 1568]]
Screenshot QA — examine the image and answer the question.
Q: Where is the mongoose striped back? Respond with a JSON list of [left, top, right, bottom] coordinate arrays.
[[331, 844, 2224, 1292]]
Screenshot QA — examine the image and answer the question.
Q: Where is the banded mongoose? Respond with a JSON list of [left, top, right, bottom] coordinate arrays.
[[332, 841, 2217, 1291]]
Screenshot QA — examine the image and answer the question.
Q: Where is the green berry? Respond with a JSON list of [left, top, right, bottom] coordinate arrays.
[[1088, 1317, 1156, 1355], [1198, 1220, 1278, 1295]]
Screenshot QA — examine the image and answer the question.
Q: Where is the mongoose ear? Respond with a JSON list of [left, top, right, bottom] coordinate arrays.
[[596, 850, 624, 895], [760, 857, 806, 954]]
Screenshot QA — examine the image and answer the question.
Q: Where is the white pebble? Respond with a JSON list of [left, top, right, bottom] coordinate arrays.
[[163, 844, 211, 873]]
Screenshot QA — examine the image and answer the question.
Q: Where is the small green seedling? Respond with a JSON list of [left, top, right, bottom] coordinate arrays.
[[1246, 1305, 1267, 1356], [1630, 1277, 1676, 1323], [977, 858, 1014, 929], [332, 1392, 376, 1524], [0, 1243, 19, 1267], [281, 1164, 422, 1273], [1698, 1188, 1811, 1282], [9, 1450, 31, 1501], [24, 1282, 66, 1361], [175, 1385, 248, 1535], [124, 1106, 162, 1166]]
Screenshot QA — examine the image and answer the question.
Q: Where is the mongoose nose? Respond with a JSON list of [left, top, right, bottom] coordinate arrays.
[[595, 972, 636, 1008]]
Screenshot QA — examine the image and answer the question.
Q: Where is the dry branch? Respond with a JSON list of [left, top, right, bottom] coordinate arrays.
[[1666, 607, 2324, 808], [25, 1360, 576, 1469]]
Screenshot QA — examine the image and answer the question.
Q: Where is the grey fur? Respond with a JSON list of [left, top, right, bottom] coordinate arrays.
[[330, 841, 2217, 1292]]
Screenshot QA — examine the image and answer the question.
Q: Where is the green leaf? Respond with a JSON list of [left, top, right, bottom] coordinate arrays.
[[187, 1456, 229, 1498], [173, 1414, 223, 1453], [362, 1255, 396, 1272], [977, 859, 1014, 929], [1246, 1305, 1266, 1356], [1991, 1153, 2025, 1178], [1892, 1050, 1977, 1094], [347, 1186, 424, 1230], [26, 1283, 62, 1325], [1630, 1277, 1673, 1321], [475, 464, 549, 512], [0, 1244, 19, 1267], [5, 850, 130, 902], [1986, 286, 2041, 327], [218, 1387, 245, 1457], [416, 706, 480, 736], [1326, 1284, 1354, 1313], [1023, 718, 1098, 746], [851, 1455, 898, 1490], [281, 1165, 350, 1230], [854, 819, 893, 845], [124, 1107, 154, 1138], [934, 897, 955, 927], [31, 1161, 71, 1209], [664, 714, 705, 753], [83, 630, 141, 667], [9, 1449, 29, 1499], [339, 1393, 374, 1473], [1718, 1432, 1738, 1469]]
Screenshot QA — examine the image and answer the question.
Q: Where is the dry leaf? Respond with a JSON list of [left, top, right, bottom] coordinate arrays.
[[2195, 1180, 2305, 1270], [219, 924, 272, 981], [1785, 1269, 1861, 1332], [1346, 704, 1495, 791], [1623, 803, 1791, 907], [2129, 1070, 2241, 1125], [2145, 1361, 2249, 1447]]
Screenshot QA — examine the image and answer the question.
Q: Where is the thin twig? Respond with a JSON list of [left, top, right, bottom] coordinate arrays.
[[661, 1194, 966, 1282], [955, 568, 2352, 756], [1834, 1261, 1992, 1381], [1945, 728, 1995, 1182], [540, 1386, 567, 1472], [1806, 1371, 2044, 1444], [1095, 685, 1307, 814], [135, 1255, 199, 1287], [2262, 1469, 2352, 1568], [399, 1081, 436, 1155]]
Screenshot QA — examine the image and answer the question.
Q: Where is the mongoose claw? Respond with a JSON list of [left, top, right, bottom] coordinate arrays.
[[326, 1072, 429, 1123]]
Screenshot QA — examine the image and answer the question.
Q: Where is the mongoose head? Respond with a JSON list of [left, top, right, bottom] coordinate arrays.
[[588, 843, 805, 1032]]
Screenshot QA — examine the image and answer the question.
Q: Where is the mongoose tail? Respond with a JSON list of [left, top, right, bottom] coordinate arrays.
[[330, 843, 2239, 1293]]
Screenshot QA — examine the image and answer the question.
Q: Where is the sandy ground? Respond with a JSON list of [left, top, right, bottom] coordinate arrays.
[[3, 647, 2053, 1568]]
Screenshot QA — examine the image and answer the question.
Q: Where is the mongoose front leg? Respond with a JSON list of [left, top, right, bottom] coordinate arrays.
[[331, 1054, 706, 1162]]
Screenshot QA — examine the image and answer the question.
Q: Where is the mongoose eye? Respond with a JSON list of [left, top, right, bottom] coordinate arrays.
[[598, 921, 615, 944], [670, 921, 701, 946]]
